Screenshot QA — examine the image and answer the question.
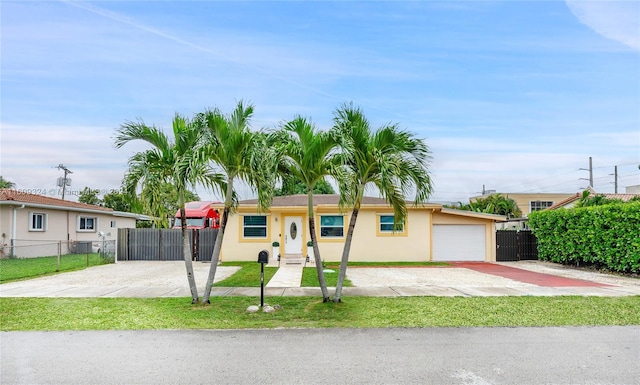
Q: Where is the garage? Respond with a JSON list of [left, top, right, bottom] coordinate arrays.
[[432, 224, 486, 261]]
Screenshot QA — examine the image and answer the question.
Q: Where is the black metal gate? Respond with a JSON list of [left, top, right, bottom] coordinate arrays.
[[496, 229, 538, 261]]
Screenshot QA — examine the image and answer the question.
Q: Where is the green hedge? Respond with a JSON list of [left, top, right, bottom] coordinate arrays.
[[528, 202, 640, 273]]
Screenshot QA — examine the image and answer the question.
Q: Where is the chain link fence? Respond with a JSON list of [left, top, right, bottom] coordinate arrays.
[[0, 240, 116, 282]]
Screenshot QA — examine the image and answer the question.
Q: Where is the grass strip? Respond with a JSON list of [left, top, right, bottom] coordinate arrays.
[[213, 262, 278, 287], [2, 296, 638, 331], [0, 254, 111, 283]]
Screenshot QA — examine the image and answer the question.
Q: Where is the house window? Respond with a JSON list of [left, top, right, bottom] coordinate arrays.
[[110, 220, 116, 228], [320, 215, 344, 238], [29, 212, 46, 231], [243, 215, 267, 238], [78, 216, 97, 231], [530, 201, 553, 212], [379, 215, 404, 233]]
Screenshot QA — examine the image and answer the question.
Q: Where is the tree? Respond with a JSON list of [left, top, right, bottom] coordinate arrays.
[[275, 175, 335, 196], [114, 113, 223, 304], [78, 187, 102, 206], [452, 194, 522, 218], [0, 176, 15, 188], [332, 103, 433, 302], [102, 190, 133, 212], [102, 184, 199, 227], [576, 190, 640, 207], [200, 101, 277, 304], [143, 183, 200, 227], [271, 115, 342, 302]]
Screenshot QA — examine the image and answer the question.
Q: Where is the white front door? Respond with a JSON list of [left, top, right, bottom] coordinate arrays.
[[284, 216, 303, 255]]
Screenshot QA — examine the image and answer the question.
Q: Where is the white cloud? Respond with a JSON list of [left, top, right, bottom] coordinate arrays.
[[565, 0, 640, 51]]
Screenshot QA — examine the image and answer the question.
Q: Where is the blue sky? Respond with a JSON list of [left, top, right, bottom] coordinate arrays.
[[1, 0, 639, 203]]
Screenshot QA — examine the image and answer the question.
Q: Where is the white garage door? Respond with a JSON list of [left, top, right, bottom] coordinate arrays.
[[432, 225, 486, 261]]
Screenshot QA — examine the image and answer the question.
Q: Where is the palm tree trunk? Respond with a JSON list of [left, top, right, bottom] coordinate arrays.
[[180, 207, 199, 304], [334, 206, 359, 303], [201, 179, 234, 304], [308, 192, 330, 302]]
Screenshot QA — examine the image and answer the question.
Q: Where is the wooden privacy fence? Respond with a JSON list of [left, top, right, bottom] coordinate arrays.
[[496, 229, 538, 262], [117, 228, 218, 261]]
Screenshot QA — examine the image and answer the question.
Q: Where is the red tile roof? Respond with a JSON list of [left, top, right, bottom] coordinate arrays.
[[547, 192, 640, 210], [547, 193, 581, 210], [602, 193, 640, 201], [0, 189, 113, 212]]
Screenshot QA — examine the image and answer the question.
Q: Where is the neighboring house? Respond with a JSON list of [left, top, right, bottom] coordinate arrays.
[[0, 189, 150, 258], [214, 194, 505, 263], [470, 192, 575, 217], [625, 185, 640, 194], [546, 189, 640, 210]]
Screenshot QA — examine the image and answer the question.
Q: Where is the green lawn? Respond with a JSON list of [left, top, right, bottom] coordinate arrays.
[[214, 262, 278, 287], [214, 262, 352, 287], [0, 254, 112, 283], [1, 296, 638, 331], [3, 259, 638, 331]]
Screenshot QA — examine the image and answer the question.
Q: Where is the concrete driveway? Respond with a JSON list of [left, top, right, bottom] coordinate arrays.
[[0, 261, 240, 298], [0, 260, 638, 298]]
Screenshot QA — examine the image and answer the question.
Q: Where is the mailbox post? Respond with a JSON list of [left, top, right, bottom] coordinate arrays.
[[257, 250, 269, 307]]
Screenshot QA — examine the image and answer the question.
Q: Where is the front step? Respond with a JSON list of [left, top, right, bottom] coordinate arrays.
[[283, 254, 304, 265]]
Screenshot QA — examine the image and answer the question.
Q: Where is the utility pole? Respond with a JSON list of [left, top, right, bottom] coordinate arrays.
[[612, 165, 618, 193], [589, 156, 593, 188], [579, 157, 593, 188], [56, 164, 73, 200]]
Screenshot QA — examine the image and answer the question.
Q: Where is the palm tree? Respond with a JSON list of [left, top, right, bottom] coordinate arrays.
[[200, 101, 277, 304], [270, 116, 343, 302], [475, 194, 522, 218], [332, 103, 433, 302], [114, 114, 223, 304], [0, 176, 15, 188]]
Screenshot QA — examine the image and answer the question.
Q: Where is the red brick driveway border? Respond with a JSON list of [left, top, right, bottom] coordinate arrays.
[[450, 262, 612, 287]]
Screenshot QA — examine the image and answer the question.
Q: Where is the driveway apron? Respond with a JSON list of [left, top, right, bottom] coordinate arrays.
[[451, 262, 613, 287]]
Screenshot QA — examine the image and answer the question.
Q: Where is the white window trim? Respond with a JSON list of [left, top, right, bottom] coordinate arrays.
[[29, 212, 47, 232], [530, 200, 554, 212], [77, 216, 98, 232]]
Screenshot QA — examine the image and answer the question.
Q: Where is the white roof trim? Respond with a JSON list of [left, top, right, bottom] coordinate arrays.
[[439, 208, 507, 221], [112, 211, 154, 221], [0, 201, 150, 220]]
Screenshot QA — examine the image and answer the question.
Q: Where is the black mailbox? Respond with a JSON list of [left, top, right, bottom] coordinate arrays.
[[258, 250, 269, 264]]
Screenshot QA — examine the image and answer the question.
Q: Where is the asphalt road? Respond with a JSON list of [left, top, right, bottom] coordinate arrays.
[[2, 326, 638, 385]]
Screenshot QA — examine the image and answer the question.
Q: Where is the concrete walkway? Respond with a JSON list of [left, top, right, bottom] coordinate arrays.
[[0, 261, 638, 298], [265, 264, 304, 288]]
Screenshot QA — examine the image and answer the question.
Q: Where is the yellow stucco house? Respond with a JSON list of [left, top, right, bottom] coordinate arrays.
[[470, 192, 576, 217], [215, 194, 505, 263]]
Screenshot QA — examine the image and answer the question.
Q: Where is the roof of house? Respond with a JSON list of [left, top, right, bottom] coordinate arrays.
[[547, 191, 640, 210], [0, 189, 113, 212], [237, 194, 440, 208], [0, 189, 153, 220], [233, 194, 506, 221], [438, 207, 507, 221]]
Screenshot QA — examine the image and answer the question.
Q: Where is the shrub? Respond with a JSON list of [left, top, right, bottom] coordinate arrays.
[[528, 202, 640, 273]]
